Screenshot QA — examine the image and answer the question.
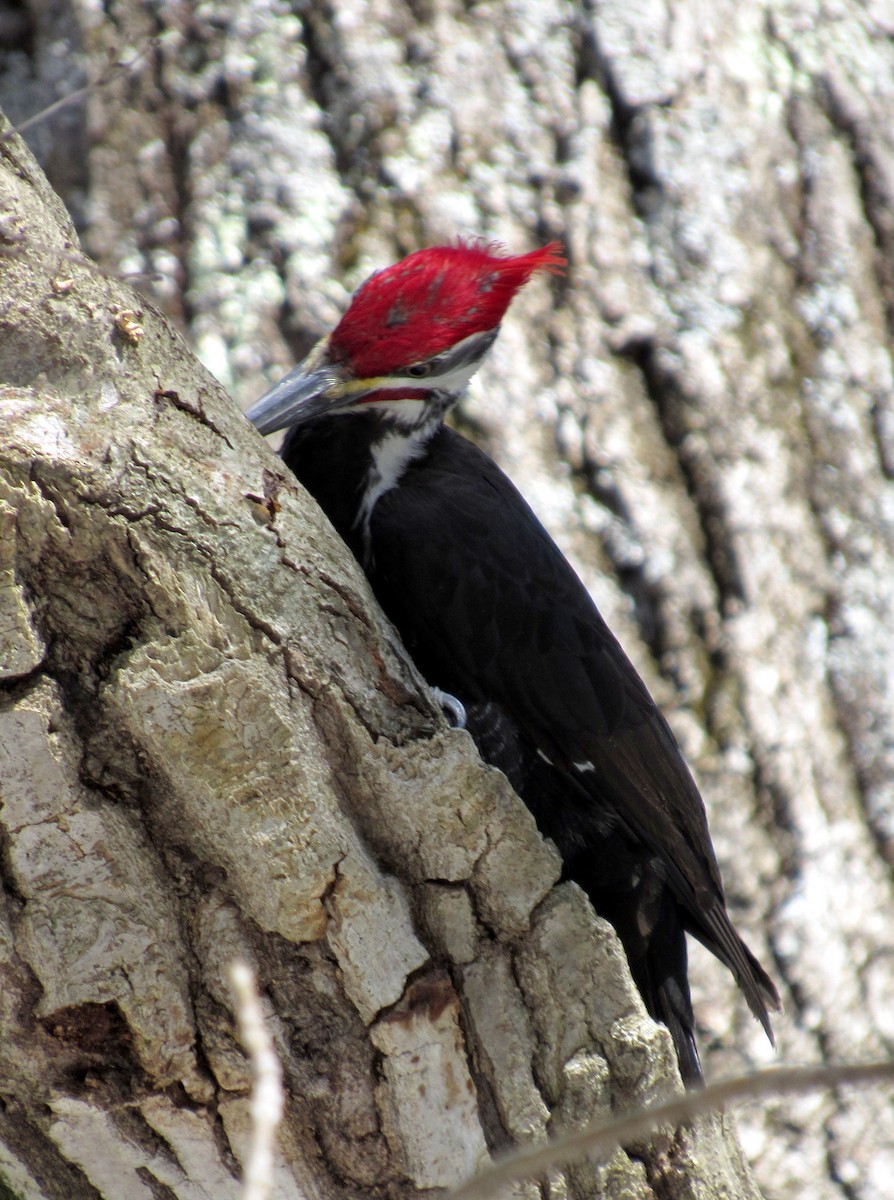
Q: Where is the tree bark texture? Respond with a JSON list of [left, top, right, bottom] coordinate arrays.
[[1, 2, 893, 1199], [0, 105, 757, 1200]]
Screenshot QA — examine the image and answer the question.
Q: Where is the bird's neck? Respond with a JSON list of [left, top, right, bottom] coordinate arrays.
[[356, 418, 435, 539], [280, 407, 444, 562]]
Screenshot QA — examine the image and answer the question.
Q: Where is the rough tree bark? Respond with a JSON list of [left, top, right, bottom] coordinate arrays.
[[1, 1, 893, 1198], [0, 111, 755, 1200]]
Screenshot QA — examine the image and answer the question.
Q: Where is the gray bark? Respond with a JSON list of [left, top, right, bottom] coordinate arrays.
[[2, 1, 894, 1197], [0, 110, 757, 1200]]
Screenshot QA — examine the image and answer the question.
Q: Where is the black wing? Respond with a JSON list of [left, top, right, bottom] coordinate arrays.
[[368, 427, 778, 1046]]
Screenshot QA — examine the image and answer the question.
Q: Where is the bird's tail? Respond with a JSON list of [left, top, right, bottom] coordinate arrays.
[[689, 903, 782, 1047], [632, 898, 703, 1085], [589, 876, 704, 1085], [654, 975, 702, 1085]]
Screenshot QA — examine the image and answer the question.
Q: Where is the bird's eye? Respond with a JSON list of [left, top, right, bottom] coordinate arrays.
[[406, 362, 432, 378]]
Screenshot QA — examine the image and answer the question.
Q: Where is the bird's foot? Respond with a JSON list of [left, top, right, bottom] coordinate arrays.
[[431, 688, 467, 729]]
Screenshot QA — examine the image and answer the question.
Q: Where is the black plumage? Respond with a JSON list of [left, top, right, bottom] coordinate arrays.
[[282, 413, 779, 1082], [246, 240, 779, 1083]]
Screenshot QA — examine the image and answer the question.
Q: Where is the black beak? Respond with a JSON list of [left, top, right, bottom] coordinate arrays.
[[245, 361, 345, 436]]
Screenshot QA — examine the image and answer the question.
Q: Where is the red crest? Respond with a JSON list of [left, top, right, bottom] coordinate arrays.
[[329, 241, 566, 378]]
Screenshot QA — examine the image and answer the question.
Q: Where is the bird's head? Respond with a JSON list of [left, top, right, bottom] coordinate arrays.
[[245, 240, 566, 436]]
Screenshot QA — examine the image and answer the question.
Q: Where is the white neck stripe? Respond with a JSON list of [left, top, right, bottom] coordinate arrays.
[[355, 415, 436, 560]]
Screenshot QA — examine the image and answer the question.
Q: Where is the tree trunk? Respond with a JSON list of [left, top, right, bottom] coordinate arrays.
[[1, 2, 893, 1198]]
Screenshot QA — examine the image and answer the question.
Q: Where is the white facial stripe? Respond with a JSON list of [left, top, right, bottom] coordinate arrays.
[[361, 397, 427, 421], [365, 357, 479, 397], [345, 327, 498, 403], [423, 358, 483, 392]]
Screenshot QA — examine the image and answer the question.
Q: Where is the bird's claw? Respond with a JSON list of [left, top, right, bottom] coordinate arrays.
[[431, 688, 467, 729]]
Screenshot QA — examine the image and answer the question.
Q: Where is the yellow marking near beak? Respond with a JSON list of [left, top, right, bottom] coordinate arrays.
[[339, 375, 389, 397]]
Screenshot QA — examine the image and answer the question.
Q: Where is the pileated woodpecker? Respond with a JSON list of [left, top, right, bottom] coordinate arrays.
[[246, 241, 779, 1083]]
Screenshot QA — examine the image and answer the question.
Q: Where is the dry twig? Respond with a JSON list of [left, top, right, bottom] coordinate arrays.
[[449, 1060, 894, 1200]]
